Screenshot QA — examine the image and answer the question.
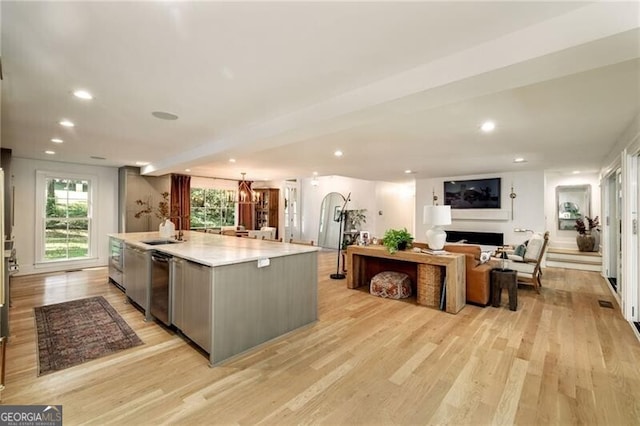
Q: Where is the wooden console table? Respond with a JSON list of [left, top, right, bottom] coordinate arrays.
[[346, 245, 466, 314]]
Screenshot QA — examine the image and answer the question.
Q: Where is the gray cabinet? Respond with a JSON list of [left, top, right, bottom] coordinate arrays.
[[109, 237, 124, 289], [123, 244, 150, 311], [171, 258, 212, 352], [170, 258, 185, 330]]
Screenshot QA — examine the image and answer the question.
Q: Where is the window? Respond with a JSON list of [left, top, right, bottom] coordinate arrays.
[[36, 172, 96, 264], [190, 188, 236, 229]]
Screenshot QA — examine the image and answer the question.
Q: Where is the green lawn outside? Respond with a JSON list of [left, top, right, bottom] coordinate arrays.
[[45, 229, 89, 260]]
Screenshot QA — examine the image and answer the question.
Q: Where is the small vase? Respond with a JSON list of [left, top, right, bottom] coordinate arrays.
[[576, 233, 595, 252], [159, 219, 175, 238], [397, 241, 408, 251]]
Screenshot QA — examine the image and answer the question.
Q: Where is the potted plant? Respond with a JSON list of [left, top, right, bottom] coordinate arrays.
[[135, 192, 176, 237], [382, 228, 414, 253], [575, 216, 599, 252]]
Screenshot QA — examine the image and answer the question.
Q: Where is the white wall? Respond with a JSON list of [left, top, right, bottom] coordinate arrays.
[[375, 181, 415, 237], [415, 170, 546, 246], [544, 171, 601, 249], [602, 111, 640, 170], [13, 158, 118, 275], [299, 175, 414, 244], [190, 176, 238, 191]]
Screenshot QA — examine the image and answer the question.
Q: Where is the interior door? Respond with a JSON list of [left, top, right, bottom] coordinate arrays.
[[635, 154, 640, 319], [616, 169, 622, 297], [606, 172, 620, 293]]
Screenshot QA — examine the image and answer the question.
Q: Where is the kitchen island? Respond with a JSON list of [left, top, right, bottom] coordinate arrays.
[[109, 231, 318, 366]]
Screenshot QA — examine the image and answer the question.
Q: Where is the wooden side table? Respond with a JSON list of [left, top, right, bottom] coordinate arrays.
[[491, 269, 517, 311]]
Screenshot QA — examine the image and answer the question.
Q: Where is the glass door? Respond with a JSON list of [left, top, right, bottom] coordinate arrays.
[[284, 181, 299, 242]]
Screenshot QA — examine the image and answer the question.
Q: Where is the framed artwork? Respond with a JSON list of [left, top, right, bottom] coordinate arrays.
[[359, 231, 370, 244], [333, 206, 343, 222]]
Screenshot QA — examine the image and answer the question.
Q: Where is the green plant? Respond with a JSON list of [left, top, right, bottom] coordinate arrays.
[[382, 228, 414, 253], [575, 216, 599, 235]]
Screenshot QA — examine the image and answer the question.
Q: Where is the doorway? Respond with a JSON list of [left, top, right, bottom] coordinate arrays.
[[284, 181, 300, 242], [605, 170, 622, 295]]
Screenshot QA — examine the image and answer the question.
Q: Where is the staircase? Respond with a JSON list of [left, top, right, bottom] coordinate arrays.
[[546, 247, 602, 271]]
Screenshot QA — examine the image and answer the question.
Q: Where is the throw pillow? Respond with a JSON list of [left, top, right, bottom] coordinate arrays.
[[514, 244, 526, 257], [479, 251, 491, 264], [524, 237, 543, 262]]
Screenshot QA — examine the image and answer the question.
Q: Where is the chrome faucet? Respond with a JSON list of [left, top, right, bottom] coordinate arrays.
[[174, 215, 185, 241]]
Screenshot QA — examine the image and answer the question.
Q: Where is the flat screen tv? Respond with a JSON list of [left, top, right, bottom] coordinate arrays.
[[444, 177, 501, 209]]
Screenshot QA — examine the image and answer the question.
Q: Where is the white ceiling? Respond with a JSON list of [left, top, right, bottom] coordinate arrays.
[[2, 1, 639, 183]]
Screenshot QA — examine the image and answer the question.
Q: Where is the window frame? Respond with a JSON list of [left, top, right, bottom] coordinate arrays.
[[34, 171, 98, 266], [190, 187, 237, 230]]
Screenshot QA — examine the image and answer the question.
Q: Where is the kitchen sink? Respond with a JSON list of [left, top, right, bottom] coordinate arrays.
[[141, 239, 183, 246]]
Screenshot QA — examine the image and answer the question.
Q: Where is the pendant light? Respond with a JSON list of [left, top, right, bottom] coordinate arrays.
[[237, 172, 257, 205]]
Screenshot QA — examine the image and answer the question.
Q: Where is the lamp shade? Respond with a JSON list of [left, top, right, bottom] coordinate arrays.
[[423, 205, 452, 226]]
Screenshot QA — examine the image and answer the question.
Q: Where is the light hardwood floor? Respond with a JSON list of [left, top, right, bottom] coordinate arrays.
[[2, 251, 640, 424]]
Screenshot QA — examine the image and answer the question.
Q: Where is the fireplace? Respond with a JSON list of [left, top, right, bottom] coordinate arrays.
[[446, 230, 504, 246]]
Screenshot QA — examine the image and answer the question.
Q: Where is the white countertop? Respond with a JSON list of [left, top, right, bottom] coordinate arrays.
[[108, 231, 319, 267]]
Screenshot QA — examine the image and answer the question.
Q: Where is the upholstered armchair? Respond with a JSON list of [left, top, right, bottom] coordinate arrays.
[[247, 226, 277, 240], [503, 231, 549, 293]]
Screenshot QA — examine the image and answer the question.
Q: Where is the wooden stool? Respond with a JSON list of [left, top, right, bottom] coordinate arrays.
[[491, 269, 517, 311]]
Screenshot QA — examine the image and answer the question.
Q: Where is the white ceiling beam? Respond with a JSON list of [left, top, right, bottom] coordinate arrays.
[[144, 1, 640, 177]]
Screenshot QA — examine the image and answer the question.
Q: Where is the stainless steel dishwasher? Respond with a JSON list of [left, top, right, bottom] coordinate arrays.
[[150, 251, 172, 326]]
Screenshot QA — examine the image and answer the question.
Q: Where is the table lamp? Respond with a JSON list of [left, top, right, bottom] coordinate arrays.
[[423, 205, 451, 250]]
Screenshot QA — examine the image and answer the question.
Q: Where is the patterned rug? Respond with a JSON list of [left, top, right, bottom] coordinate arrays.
[[34, 296, 143, 376]]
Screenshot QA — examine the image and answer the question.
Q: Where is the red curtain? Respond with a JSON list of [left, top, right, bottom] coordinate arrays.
[[238, 180, 254, 229], [171, 174, 191, 230]]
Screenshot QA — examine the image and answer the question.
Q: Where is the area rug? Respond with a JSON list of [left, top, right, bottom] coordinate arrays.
[[34, 296, 143, 376]]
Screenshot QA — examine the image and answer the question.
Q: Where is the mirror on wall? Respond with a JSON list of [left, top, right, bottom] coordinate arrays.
[[556, 184, 591, 230], [318, 192, 346, 249]]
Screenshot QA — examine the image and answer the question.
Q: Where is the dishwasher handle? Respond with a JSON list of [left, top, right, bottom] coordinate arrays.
[[151, 254, 171, 263]]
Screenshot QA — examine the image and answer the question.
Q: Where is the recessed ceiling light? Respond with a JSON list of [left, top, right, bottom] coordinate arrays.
[[59, 120, 75, 127], [404, 169, 413, 174], [135, 161, 150, 166], [334, 150, 343, 157], [44, 150, 55, 155], [151, 111, 179, 120], [185, 169, 191, 172], [312, 171, 318, 176], [572, 170, 580, 174], [480, 121, 495, 132], [51, 138, 63, 144], [513, 157, 526, 163], [73, 89, 93, 100], [229, 158, 236, 163]]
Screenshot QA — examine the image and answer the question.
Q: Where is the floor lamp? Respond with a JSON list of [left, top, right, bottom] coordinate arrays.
[[330, 192, 351, 280]]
